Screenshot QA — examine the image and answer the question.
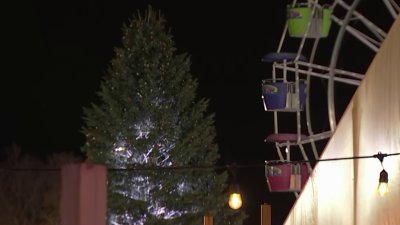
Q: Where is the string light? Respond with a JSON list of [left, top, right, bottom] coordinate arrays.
[[228, 163, 242, 210], [378, 169, 389, 197], [3, 152, 399, 205], [3, 152, 400, 172], [376, 152, 389, 197], [228, 192, 242, 210]]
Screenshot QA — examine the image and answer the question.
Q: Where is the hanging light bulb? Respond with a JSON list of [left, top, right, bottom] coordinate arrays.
[[228, 163, 242, 210], [228, 191, 242, 210], [377, 169, 389, 197]]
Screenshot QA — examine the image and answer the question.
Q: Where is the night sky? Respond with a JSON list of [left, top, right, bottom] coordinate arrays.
[[1, 1, 392, 225]]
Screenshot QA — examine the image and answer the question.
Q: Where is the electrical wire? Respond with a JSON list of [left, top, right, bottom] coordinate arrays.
[[1, 152, 399, 172]]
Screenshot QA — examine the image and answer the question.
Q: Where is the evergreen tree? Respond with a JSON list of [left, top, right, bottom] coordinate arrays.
[[81, 7, 246, 225]]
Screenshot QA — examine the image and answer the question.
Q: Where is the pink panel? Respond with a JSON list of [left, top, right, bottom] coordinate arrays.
[[266, 164, 309, 192], [60, 163, 80, 225], [61, 163, 107, 225]]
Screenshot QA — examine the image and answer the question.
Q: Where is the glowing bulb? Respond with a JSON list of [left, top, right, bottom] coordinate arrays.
[[228, 193, 242, 210], [378, 182, 389, 197], [378, 169, 389, 197]]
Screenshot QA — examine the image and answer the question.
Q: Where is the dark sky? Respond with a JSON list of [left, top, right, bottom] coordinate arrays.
[[2, 0, 391, 225], [2, 1, 287, 153]]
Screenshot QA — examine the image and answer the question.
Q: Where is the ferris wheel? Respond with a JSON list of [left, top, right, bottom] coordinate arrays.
[[263, 0, 400, 194]]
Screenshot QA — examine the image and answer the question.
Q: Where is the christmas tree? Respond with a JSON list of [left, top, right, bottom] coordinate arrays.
[[81, 7, 246, 225]]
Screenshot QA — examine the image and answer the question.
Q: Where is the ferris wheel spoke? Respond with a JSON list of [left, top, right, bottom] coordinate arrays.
[[272, 60, 364, 80], [274, 64, 361, 85], [335, 0, 388, 39], [331, 16, 381, 52], [382, 0, 400, 18]]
